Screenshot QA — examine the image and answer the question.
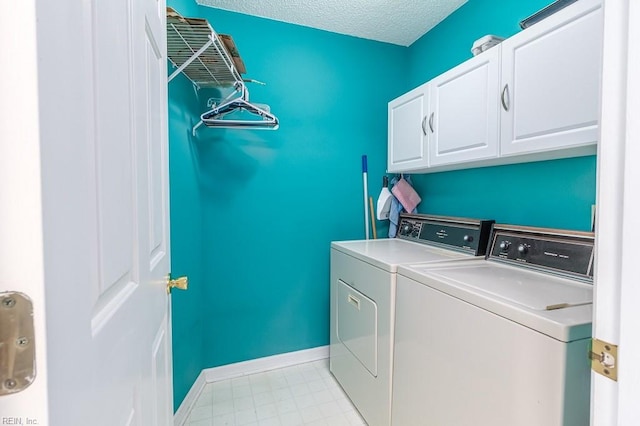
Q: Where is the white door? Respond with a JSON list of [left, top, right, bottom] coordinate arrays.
[[387, 82, 430, 172], [592, 0, 640, 424], [428, 46, 500, 167], [0, 0, 174, 424], [500, 0, 602, 158]]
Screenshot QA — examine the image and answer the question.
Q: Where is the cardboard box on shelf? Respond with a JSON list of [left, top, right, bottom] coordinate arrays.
[[219, 34, 247, 75]]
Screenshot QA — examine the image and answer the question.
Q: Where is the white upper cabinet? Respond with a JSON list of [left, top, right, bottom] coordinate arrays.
[[388, 82, 430, 172], [429, 46, 501, 167], [500, 0, 603, 157], [387, 0, 603, 173]]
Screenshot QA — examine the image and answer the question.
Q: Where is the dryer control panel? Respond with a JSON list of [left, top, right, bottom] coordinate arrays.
[[397, 214, 494, 256], [489, 225, 595, 281]]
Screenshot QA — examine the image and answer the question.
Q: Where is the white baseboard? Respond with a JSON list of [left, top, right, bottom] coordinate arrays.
[[174, 345, 329, 425], [174, 370, 206, 426], [203, 345, 329, 383]]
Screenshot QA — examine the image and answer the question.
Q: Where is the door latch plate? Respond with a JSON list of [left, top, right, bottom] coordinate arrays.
[[589, 338, 617, 381], [0, 292, 36, 395]]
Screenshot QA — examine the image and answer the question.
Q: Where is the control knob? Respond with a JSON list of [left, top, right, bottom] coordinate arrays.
[[463, 235, 473, 243], [402, 223, 412, 235], [499, 241, 511, 251], [518, 244, 528, 255]]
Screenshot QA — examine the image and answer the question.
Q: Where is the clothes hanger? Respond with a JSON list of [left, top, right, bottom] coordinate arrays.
[[199, 82, 279, 130]]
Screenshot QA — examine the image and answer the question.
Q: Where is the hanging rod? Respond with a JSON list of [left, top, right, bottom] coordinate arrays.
[[192, 83, 279, 134]]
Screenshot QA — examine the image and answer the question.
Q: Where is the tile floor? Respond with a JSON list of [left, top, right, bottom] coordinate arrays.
[[183, 359, 368, 426]]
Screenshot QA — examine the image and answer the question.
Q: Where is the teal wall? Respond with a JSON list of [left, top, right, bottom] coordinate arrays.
[[406, 0, 597, 231], [412, 156, 597, 230], [193, 7, 407, 366]]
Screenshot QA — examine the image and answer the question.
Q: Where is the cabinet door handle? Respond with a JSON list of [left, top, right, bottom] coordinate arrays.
[[501, 84, 510, 111], [421, 115, 428, 135], [428, 112, 434, 133]]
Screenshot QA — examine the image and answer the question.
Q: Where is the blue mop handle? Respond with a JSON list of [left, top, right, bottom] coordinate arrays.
[[362, 155, 369, 239]]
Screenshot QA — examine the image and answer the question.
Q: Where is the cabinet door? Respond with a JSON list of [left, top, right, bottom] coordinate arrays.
[[428, 47, 501, 167], [388, 83, 429, 172], [500, 0, 603, 157]]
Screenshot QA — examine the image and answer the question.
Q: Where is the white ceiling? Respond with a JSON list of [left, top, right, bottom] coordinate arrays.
[[196, 0, 468, 47]]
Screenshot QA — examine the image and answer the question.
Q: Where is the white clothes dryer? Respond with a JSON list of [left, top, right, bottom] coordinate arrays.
[[393, 224, 595, 426], [330, 214, 494, 426]]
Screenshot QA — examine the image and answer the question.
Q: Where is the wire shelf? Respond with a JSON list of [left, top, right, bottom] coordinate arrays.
[[166, 8, 241, 88]]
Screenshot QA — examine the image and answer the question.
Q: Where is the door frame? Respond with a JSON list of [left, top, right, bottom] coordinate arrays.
[[0, 0, 50, 422], [592, 0, 640, 424]]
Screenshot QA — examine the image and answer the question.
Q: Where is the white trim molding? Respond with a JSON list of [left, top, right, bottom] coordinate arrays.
[[174, 346, 329, 425], [203, 346, 329, 383], [173, 370, 207, 426], [592, 0, 640, 424]]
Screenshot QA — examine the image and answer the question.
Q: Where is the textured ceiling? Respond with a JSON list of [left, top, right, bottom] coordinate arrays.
[[196, 0, 468, 47]]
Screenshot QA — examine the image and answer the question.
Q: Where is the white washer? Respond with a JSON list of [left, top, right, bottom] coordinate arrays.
[[330, 214, 494, 426], [393, 225, 595, 426]]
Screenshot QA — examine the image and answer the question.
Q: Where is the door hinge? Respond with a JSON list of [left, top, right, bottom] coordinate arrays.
[[0, 292, 36, 396], [589, 338, 618, 381]]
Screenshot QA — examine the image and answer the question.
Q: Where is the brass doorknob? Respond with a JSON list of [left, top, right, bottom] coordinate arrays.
[[167, 275, 188, 294]]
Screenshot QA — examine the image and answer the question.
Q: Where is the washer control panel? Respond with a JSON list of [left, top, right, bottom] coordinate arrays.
[[489, 226, 595, 281], [397, 214, 494, 256]]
